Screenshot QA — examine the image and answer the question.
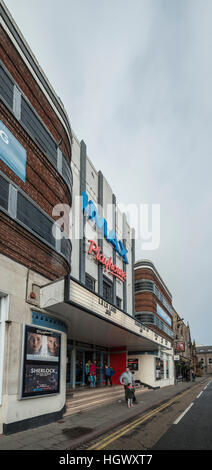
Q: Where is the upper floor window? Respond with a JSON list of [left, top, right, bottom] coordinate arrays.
[[17, 192, 55, 247], [116, 297, 122, 309], [85, 274, 95, 292], [0, 175, 9, 210], [21, 97, 57, 166], [0, 64, 13, 109], [103, 277, 113, 304], [0, 62, 72, 194]]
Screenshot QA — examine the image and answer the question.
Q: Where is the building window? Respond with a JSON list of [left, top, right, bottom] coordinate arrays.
[[62, 153, 73, 190], [0, 63, 14, 109], [21, 97, 57, 166], [166, 360, 169, 379], [0, 175, 9, 210], [61, 238, 71, 263], [103, 277, 113, 303], [134, 280, 154, 292], [208, 358, 212, 364], [85, 274, 95, 292], [17, 192, 55, 247], [155, 358, 164, 380], [116, 297, 122, 309]]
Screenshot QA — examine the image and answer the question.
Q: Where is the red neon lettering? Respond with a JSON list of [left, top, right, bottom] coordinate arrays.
[[88, 240, 98, 255], [88, 240, 127, 283]]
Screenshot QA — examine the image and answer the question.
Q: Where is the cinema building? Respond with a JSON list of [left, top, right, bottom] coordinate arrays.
[[0, 2, 172, 434]]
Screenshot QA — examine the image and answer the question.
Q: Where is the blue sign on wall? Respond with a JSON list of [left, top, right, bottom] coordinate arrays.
[[0, 120, 27, 182], [82, 190, 129, 264], [156, 303, 172, 327]]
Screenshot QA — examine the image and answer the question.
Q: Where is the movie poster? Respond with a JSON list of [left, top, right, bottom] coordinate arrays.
[[128, 358, 138, 371], [21, 325, 61, 398]]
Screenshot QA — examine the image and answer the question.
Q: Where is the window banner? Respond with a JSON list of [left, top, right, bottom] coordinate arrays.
[[0, 120, 27, 182], [155, 357, 164, 380], [156, 303, 172, 327], [21, 325, 61, 398]]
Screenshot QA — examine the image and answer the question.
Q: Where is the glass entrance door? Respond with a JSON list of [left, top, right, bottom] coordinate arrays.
[[72, 349, 109, 387], [76, 350, 84, 384], [75, 350, 95, 386], [66, 347, 72, 384]]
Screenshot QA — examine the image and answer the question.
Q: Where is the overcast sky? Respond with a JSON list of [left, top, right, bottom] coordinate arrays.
[[3, 0, 212, 345]]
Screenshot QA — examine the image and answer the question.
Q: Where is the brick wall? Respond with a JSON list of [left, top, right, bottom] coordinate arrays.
[[0, 26, 71, 161], [0, 212, 69, 280], [0, 26, 72, 280]]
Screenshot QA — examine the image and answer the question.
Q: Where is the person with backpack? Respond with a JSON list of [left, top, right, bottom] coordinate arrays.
[[119, 367, 137, 403]]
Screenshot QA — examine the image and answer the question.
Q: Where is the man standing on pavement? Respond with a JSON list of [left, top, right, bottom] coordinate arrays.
[[119, 367, 137, 403]]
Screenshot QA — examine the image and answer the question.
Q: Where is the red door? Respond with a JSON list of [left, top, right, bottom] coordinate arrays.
[[110, 351, 127, 385]]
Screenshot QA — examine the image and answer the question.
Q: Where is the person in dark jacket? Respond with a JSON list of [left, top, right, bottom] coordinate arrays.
[[104, 365, 115, 386], [125, 383, 135, 408]]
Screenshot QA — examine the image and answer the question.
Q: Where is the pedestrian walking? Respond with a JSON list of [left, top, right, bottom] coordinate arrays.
[[89, 360, 97, 388], [186, 369, 190, 382], [119, 367, 137, 403], [192, 370, 196, 382], [104, 365, 115, 386]]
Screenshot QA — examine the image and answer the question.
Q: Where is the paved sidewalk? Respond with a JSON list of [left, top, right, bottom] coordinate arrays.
[[0, 377, 207, 450]]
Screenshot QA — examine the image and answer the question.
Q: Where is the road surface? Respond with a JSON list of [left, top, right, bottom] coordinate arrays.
[[83, 378, 212, 450]]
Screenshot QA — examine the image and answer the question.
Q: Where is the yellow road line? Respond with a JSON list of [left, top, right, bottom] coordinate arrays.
[[88, 379, 208, 450]]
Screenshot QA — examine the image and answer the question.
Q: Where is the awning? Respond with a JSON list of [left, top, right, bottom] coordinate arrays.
[[40, 276, 172, 352]]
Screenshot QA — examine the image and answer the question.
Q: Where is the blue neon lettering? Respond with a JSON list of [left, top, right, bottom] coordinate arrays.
[[82, 191, 129, 264]]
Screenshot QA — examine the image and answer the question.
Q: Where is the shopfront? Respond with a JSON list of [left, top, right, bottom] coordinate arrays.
[[127, 350, 174, 388], [40, 276, 173, 389]]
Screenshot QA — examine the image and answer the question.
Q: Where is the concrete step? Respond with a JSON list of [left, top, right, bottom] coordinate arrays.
[[64, 386, 148, 417], [66, 384, 145, 398], [66, 384, 124, 398], [66, 388, 126, 408]]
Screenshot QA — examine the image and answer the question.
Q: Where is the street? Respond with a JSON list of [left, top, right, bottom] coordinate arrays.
[[153, 379, 212, 450], [84, 378, 212, 450]]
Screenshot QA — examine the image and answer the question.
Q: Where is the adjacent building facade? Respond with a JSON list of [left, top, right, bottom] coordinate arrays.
[[196, 346, 212, 376], [172, 309, 193, 380], [134, 260, 174, 388]]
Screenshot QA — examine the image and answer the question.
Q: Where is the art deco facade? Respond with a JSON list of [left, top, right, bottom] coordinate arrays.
[[0, 2, 172, 435]]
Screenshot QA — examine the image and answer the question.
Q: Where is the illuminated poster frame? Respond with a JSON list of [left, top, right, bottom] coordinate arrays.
[[128, 358, 139, 371], [20, 325, 61, 399]]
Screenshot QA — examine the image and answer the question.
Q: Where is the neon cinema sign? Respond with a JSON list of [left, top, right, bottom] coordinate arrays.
[[88, 240, 127, 283], [82, 190, 129, 264]]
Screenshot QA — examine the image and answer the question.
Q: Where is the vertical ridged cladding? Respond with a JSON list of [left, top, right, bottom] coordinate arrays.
[[98, 170, 103, 296], [131, 227, 135, 316], [112, 193, 116, 304], [79, 140, 87, 284], [122, 212, 127, 312]]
